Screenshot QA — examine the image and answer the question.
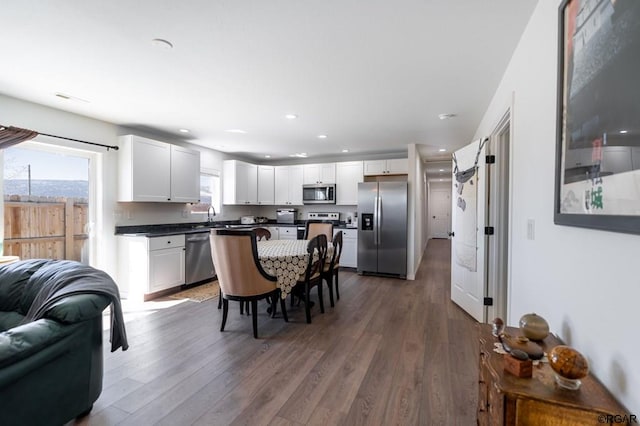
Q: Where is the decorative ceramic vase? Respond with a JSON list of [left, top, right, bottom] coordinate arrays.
[[492, 317, 505, 337], [519, 313, 550, 341], [549, 345, 589, 390]]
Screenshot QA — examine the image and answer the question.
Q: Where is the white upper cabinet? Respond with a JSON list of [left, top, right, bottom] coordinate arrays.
[[303, 163, 336, 184], [170, 145, 201, 203], [363, 158, 408, 176], [275, 165, 303, 205], [257, 165, 275, 205], [223, 160, 258, 205], [335, 161, 363, 205], [118, 135, 200, 202]]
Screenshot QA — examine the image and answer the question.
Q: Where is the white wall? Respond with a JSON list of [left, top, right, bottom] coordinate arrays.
[[408, 144, 428, 280], [474, 1, 639, 411]]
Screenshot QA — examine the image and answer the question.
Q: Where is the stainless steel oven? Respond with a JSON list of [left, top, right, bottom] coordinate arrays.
[[302, 184, 336, 204]]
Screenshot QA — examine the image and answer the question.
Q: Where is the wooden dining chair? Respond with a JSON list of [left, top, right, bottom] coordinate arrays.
[[304, 220, 333, 241], [209, 229, 288, 338], [253, 227, 271, 241], [322, 231, 343, 307], [292, 234, 328, 324]]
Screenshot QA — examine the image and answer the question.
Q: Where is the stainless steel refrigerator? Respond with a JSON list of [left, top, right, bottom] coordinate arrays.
[[357, 181, 407, 277]]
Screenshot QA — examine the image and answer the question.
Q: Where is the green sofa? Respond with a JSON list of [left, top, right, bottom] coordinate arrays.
[[0, 259, 128, 426]]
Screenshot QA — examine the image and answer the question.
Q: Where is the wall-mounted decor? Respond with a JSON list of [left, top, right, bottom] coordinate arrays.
[[555, 0, 640, 234]]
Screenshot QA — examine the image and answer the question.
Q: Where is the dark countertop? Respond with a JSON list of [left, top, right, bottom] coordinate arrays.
[[115, 220, 312, 237], [115, 220, 356, 237]]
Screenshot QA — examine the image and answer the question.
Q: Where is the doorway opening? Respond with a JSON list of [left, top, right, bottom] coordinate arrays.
[[2, 141, 97, 263], [428, 180, 452, 239], [485, 111, 511, 322]]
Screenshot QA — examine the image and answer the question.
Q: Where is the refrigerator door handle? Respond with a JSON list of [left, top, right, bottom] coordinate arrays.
[[373, 196, 379, 246], [377, 195, 382, 245], [375, 195, 382, 245]]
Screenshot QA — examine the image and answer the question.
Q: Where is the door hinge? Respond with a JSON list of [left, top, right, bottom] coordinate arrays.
[[484, 226, 494, 235], [485, 155, 496, 164], [484, 297, 493, 306]]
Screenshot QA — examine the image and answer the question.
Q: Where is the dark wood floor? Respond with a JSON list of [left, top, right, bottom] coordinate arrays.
[[76, 239, 478, 425]]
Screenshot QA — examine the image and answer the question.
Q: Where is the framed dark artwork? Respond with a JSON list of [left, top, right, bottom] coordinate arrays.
[[555, 0, 640, 234]]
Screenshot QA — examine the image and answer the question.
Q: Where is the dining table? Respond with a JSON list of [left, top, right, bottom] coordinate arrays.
[[256, 239, 331, 299]]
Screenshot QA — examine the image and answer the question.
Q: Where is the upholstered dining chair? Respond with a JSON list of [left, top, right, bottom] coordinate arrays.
[[292, 234, 328, 324], [239, 227, 271, 314], [253, 227, 271, 241], [304, 220, 333, 241], [217, 228, 271, 315], [322, 231, 343, 307], [209, 229, 288, 338]]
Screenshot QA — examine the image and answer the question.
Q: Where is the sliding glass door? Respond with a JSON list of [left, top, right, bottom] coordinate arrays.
[[2, 141, 96, 263]]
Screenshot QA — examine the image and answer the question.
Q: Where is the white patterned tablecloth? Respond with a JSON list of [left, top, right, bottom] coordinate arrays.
[[257, 240, 310, 299]]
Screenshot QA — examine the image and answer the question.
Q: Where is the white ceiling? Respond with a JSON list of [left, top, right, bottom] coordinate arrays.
[[0, 0, 537, 163]]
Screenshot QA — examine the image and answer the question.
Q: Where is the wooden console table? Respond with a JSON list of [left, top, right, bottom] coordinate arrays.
[[478, 324, 629, 425]]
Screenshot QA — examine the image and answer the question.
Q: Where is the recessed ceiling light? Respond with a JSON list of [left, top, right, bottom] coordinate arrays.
[[285, 114, 298, 120], [620, 130, 628, 134], [438, 113, 457, 120], [318, 134, 328, 139], [438, 148, 447, 152], [179, 129, 190, 133], [226, 129, 247, 134], [439, 169, 444, 172], [342, 149, 349, 153], [151, 38, 173, 49], [265, 155, 271, 158]]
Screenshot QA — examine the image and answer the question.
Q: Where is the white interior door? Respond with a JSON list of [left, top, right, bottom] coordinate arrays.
[[429, 188, 451, 238], [450, 139, 487, 322]]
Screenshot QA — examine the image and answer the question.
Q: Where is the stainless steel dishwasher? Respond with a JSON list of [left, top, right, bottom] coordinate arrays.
[[185, 232, 216, 285]]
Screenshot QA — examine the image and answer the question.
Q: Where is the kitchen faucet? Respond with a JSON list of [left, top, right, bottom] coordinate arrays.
[[207, 206, 216, 222]]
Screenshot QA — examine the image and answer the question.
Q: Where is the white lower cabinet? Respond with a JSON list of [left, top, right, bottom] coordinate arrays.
[[265, 226, 280, 240], [118, 234, 186, 300], [340, 228, 358, 268], [279, 226, 298, 240]]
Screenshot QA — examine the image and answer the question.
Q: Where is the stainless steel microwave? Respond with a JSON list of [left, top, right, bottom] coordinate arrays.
[[302, 184, 336, 204]]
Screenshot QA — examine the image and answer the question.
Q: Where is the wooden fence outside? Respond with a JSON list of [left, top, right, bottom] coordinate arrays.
[[3, 195, 89, 261]]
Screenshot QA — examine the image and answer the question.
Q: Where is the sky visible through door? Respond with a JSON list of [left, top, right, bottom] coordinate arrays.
[[3, 144, 91, 262], [4, 146, 89, 198]]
